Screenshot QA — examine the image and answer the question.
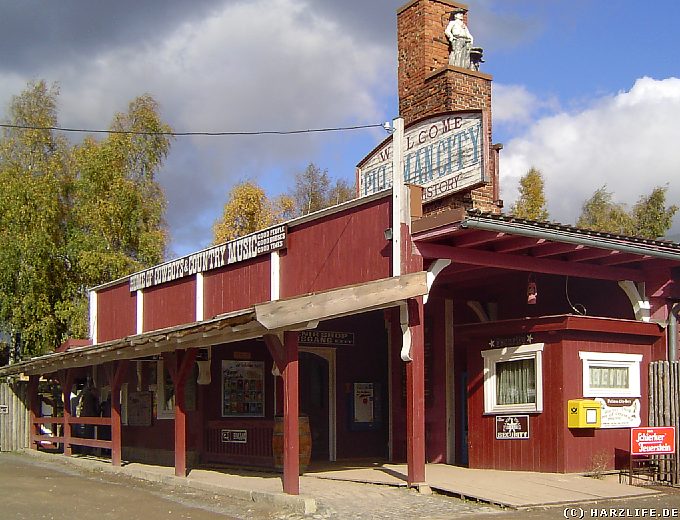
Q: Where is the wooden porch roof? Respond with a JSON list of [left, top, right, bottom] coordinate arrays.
[[0, 272, 427, 377], [413, 208, 680, 287]]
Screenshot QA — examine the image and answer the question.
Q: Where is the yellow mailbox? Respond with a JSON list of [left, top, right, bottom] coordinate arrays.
[[568, 399, 601, 428]]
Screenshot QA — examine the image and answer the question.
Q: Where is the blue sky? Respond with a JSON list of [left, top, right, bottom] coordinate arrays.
[[1, 0, 679, 257]]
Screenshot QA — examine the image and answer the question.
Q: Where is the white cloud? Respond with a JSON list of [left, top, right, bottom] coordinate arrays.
[[500, 77, 680, 235], [0, 0, 394, 256]]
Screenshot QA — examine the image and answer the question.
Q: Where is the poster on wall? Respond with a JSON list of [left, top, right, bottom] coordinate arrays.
[[595, 397, 641, 429], [127, 391, 153, 427], [222, 360, 265, 417]]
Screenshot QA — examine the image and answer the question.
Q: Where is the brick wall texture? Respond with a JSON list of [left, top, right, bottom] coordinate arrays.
[[397, 0, 500, 214]]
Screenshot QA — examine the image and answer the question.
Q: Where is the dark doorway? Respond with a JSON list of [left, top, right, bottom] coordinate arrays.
[[299, 351, 329, 460]]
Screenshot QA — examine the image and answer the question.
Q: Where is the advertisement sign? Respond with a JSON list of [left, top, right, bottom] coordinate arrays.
[[130, 224, 287, 291], [298, 330, 355, 347], [596, 397, 641, 429], [357, 111, 487, 203], [495, 415, 530, 440], [631, 427, 675, 455]]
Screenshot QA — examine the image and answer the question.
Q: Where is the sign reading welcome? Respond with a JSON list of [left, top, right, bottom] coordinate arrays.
[[129, 225, 287, 291], [357, 111, 486, 203]]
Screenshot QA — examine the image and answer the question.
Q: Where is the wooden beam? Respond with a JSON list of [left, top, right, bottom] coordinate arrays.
[[494, 236, 545, 254], [58, 369, 74, 456], [416, 242, 645, 282], [452, 230, 504, 248], [255, 272, 428, 331], [28, 376, 39, 450], [263, 334, 285, 373], [531, 242, 583, 258], [107, 361, 129, 467], [282, 331, 300, 495], [166, 349, 198, 477], [406, 297, 426, 487]]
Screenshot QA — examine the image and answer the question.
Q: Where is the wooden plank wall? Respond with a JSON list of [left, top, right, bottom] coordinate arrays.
[[648, 361, 679, 483], [0, 380, 29, 452]]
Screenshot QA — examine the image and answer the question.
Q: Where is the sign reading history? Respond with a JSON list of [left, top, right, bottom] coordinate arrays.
[[129, 224, 287, 291], [495, 415, 530, 440], [631, 427, 675, 455], [357, 111, 486, 203]]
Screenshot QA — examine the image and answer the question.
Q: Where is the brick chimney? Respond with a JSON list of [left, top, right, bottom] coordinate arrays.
[[397, 0, 501, 214]]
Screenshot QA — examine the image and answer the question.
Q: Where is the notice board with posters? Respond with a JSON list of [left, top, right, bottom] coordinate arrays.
[[222, 360, 265, 417]]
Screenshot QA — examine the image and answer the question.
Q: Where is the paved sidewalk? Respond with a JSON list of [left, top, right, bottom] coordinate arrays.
[[20, 450, 660, 518]]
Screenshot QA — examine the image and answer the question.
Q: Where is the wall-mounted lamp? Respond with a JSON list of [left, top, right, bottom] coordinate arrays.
[[527, 274, 538, 305], [196, 347, 212, 385], [384, 228, 393, 241]]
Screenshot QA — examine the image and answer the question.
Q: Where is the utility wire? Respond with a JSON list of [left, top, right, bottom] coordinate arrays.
[[0, 122, 385, 137]]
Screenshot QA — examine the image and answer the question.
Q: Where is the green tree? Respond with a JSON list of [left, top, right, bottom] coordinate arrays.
[[631, 186, 678, 239], [0, 81, 172, 356], [577, 186, 633, 235], [577, 185, 678, 239], [509, 167, 549, 220], [291, 163, 354, 216]]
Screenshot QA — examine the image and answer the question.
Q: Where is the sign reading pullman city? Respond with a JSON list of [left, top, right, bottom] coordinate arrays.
[[129, 224, 287, 292], [357, 111, 487, 203]]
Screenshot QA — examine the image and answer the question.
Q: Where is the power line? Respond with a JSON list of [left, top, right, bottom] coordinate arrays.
[[0, 122, 385, 137]]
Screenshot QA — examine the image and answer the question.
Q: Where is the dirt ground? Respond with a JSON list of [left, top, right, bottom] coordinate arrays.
[[0, 451, 278, 520]]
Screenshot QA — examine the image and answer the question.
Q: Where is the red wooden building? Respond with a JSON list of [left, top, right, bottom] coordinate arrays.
[[2, 0, 680, 495]]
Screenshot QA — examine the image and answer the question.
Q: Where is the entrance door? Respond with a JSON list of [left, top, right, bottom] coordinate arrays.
[[299, 351, 330, 461]]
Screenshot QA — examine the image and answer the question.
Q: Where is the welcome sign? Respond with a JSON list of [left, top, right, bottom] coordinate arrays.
[[357, 111, 487, 203]]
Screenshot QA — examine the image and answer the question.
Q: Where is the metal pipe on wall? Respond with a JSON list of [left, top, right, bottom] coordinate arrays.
[[669, 303, 680, 362]]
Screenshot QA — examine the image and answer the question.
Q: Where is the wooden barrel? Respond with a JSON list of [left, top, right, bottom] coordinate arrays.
[[272, 416, 311, 472]]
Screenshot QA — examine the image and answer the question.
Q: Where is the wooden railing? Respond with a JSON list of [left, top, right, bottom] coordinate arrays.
[[204, 419, 274, 467], [32, 416, 113, 452]]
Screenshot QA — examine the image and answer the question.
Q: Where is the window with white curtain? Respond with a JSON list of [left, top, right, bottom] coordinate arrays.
[[482, 343, 544, 414], [579, 351, 642, 398]]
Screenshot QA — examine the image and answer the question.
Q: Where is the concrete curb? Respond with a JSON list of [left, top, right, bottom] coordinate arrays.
[[19, 450, 317, 515]]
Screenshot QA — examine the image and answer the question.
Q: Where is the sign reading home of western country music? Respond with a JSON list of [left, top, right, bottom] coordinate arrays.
[[357, 112, 486, 202], [129, 225, 287, 291]]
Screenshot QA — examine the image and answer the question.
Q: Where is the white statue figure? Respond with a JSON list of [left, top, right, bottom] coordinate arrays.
[[445, 11, 473, 69]]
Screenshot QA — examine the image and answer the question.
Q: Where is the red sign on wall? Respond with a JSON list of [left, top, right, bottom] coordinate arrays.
[[631, 427, 676, 455]]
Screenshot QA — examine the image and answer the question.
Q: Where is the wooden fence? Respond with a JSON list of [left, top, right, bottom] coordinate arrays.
[[648, 361, 679, 484], [0, 380, 29, 452]]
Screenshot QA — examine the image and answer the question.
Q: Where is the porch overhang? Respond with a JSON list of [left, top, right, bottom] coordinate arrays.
[[412, 209, 680, 290], [0, 272, 428, 377]]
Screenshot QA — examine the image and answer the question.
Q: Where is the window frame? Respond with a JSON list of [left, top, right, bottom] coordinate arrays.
[[481, 343, 544, 414], [579, 351, 642, 398]]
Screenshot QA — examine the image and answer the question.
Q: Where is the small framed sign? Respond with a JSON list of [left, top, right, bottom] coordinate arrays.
[[221, 429, 248, 444], [0, 404, 8, 415], [495, 415, 530, 440]]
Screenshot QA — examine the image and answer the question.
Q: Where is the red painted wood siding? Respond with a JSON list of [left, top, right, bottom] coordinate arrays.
[[461, 317, 663, 472], [203, 256, 270, 318], [96, 283, 137, 342], [281, 198, 391, 298], [143, 277, 196, 332]]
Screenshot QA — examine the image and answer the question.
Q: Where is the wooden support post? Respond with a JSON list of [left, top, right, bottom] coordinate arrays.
[[282, 331, 300, 495], [164, 349, 198, 477], [28, 375, 39, 450], [107, 361, 129, 467], [58, 369, 74, 456], [406, 297, 426, 487]]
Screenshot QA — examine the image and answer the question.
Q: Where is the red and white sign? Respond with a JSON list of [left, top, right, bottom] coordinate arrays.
[[631, 427, 675, 455]]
